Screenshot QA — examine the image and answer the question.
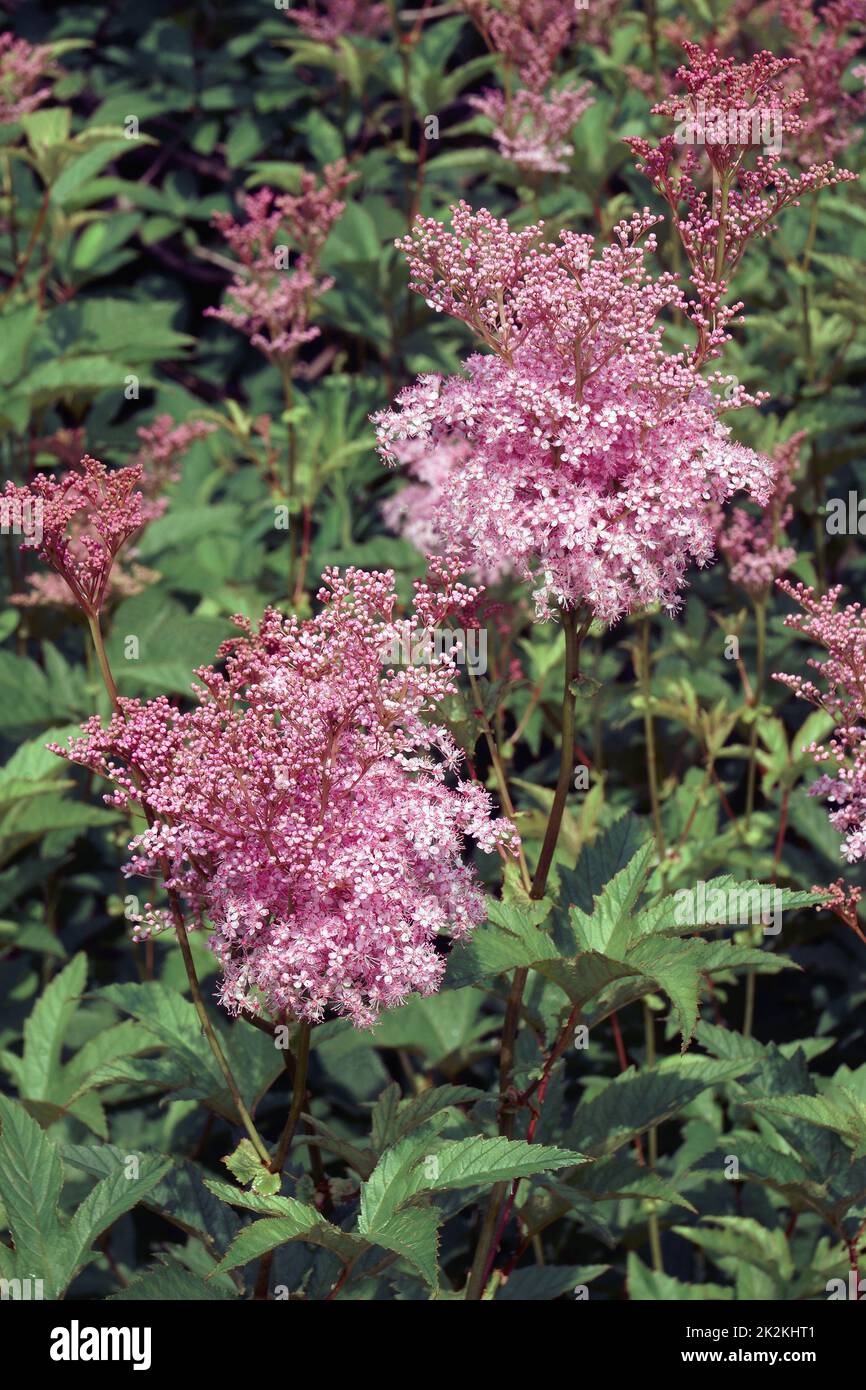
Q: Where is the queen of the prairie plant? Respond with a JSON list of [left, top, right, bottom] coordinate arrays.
[[5, 423, 212, 612], [375, 204, 773, 625], [464, 0, 595, 173], [205, 162, 355, 370], [54, 562, 517, 1027], [775, 582, 866, 865], [0, 31, 54, 124]]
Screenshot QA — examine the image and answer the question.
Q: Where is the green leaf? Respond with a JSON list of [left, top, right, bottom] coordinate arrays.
[[627, 1252, 733, 1300], [222, 1139, 280, 1196], [0, 1096, 65, 1297], [569, 1057, 752, 1158], [360, 1134, 586, 1230], [210, 1203, 359, 1275], [497, 1263, 608, 1300]]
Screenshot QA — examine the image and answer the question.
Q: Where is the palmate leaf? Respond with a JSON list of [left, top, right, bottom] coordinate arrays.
[[64, 1143, 240, 1259], [205, 1181, 441, 1289], [359, 1133, 586, 1231], [0, 1099, 169, 1299], [208, 1134, 584, 1294], [447, 833, 811, 1047], [97, 980, 283, 1120]]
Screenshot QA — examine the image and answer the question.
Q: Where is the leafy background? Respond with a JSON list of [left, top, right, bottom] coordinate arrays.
[[0, 0, 865, 1301]]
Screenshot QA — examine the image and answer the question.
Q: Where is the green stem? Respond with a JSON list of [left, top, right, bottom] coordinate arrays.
[[273, 1021, 312, 1172], [467, 666, 532, 893], [744, 597, 766, 828], [743, 597, 767, 1039]]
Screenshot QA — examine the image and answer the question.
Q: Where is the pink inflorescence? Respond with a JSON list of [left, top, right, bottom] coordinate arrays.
[[774, 582, 866, 863], [382, 437, 510, 586], [715, 432, 802, 598], [205, 162, 355, 367], [374, 202, 774, 625], [8, 421, 211, 611], [626, 42, 856, 353], [464, 0, 594, 172], [55, 564, 518, 1027], [285, 0, 389, 42], [469, 86, 594, 174], [0, 32, 54, 125], [132, 414, 216, 491], [774, 0, 866, 164], [4, 456, 153, 617]]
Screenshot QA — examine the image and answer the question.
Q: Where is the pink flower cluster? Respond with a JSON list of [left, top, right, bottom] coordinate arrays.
[[469, 86, 594, 175], [626, 42, 856, 350], [382, 437, 512, 586], [464, 0, 594, 173], [8, 420, 212, 611], [132, 414, 215, 491], [375, 203, 774, 624], [775, 582, 866, 863], [774, 0, 866, 164], [0, 32, 54, 125], [285, 0, 389, 43], [5, 456, 153, 617], [205, 162, 355, 368], [715, 432, 802, 598], [57, 565, 517, 1026]]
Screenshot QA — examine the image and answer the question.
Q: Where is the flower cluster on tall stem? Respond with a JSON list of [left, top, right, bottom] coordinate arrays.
[[284, 0, 389, 42], [4, 455, 151, 618], [0, 31, 55, 125], [206, 162, 355, 598], [375, 202, 774, 625], [7, 423, 212, 611], [463, 0, 594, 173], [626, 42, 856, 357], [205, 162, 355, 370], [772, 0, 866, 165], [56, 562, 518, 1027]]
